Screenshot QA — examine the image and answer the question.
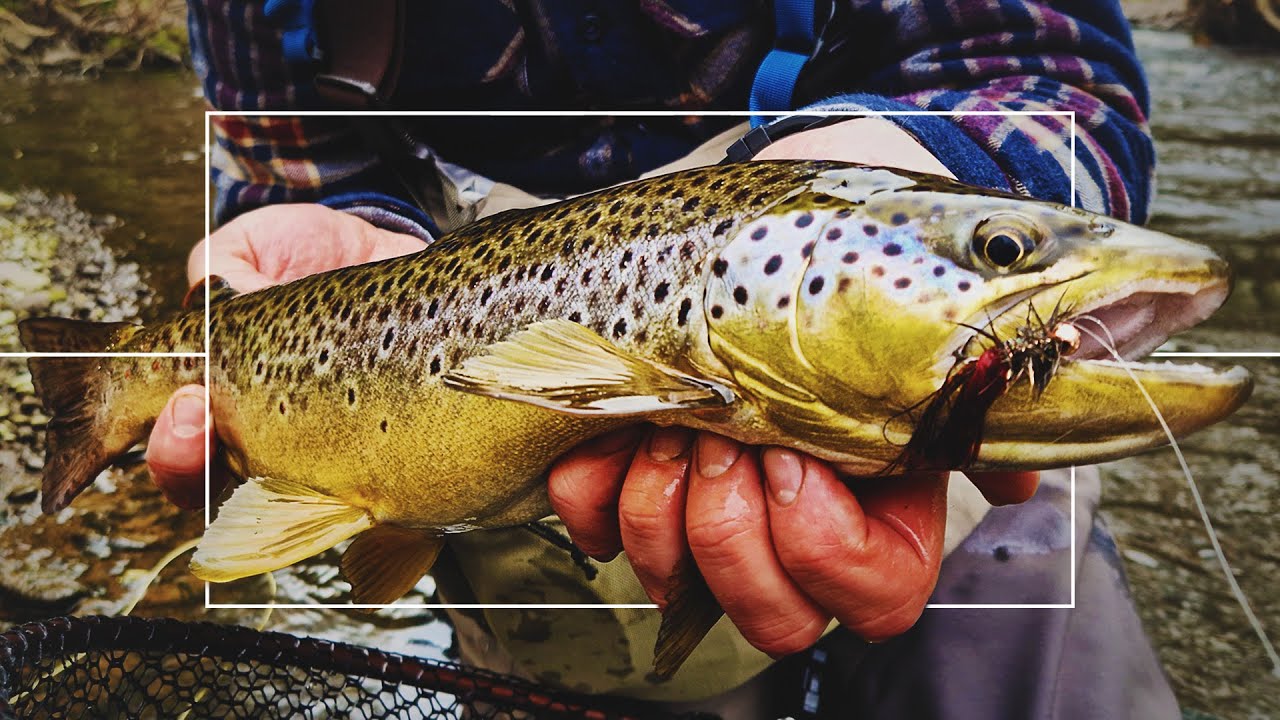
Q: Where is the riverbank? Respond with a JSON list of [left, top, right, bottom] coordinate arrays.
[[0, 0, 186, 72]]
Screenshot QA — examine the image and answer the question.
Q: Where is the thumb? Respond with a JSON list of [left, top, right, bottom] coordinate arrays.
[[146, 385, 216, 509]]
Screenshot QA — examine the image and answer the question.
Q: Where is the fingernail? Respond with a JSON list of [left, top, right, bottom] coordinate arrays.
[[585, 427, 637, 456], [695, 434, 741, 478], [763, 448, 803, 506], [171, 390, 207, 439], [648, 427, 693, 462]]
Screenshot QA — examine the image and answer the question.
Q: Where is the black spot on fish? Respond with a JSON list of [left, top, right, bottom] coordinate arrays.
[[713, 219, 734, 237], [380, 419, 388, 433], [751, 226, 768, 241], [279, 401, 286, 415], [383, 328, 395, 350], [610, 200, 623, 214], [958, 281, 971, 291], [826, 228, 843, 242], [764, 255, 782, 274], [538, 297, 551, 313], [733, 286, 748, 304], [412, 303, 423, 321], [586, 212, 600, 228], [838, 277, 852, 293], [809, 277, 825, 294], [615, 284, 628, 303], [581, 268, 593, 285], [305, 297, 317, 313], [863, 224, 878, 236], [712, 258, 728, 277], [322, 287, 335, 302], [680, 241, 695, 259], [843, 251, 859, 264], [631, 205, 646, 219], [891, 213, 909, 226], [884, 243, 903, 256], [427, 299, 439, 319], [933, 265, 946, 277], [682, 196, 701, 212], [894, 278, 911, 289], [541, 266, 554, 281], [872, 266, 885, 277], [569, 311, 582, 322], [363, 283, 377, 301], [647, 223, 661, 238], [835, 208, 852, 219], [654, 282, 670, 303], [795, 213, 814, 228], [613, 319, 627, 338], [481, 287, 493, 305], [430, 357, 441, 375], [678, 298, 692, 326], [378, 306, 392, 323], [381, 277, 394, 294], [802, 242, 815, 259], [319, 349, 329, 364], [777, 295, 791, 309]]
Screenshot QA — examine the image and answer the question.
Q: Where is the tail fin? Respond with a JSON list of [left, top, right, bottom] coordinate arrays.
[[18, 318, 146, 513]]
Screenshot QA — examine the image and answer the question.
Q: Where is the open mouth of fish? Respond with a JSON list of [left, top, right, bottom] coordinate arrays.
[[964, 278, 1253, 469]]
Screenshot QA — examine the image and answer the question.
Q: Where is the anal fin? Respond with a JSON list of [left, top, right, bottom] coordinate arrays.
[[190, 477, 373, 582], [444, 319, 734, 415], [653, 556, 725, 678], [341, 525, 443, 605]]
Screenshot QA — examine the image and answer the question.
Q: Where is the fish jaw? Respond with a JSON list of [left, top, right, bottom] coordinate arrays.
[[974, 360, 1252, 469]]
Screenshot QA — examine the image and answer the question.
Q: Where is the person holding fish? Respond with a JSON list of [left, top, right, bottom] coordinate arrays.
[[137, 0, 1190, 716]]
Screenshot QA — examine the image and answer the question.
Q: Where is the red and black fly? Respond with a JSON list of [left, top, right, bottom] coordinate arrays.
[[886, 300, 1081, 473]]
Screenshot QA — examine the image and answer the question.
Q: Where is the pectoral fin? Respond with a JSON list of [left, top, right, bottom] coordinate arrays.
[[444, 319, 734, 415], [190, 477, 373, 582], [341, 525, 444, 605], [652, 556, 725, 678]]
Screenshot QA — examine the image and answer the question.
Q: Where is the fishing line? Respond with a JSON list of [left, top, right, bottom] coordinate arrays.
[[1074, 315, 1280, 676]]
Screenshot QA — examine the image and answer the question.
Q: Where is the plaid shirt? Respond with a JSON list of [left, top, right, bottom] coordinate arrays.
[[190, 0, 1153, 235]]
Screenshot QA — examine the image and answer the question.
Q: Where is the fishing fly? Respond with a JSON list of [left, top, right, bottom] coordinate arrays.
[[887, 298, 1081, 472]]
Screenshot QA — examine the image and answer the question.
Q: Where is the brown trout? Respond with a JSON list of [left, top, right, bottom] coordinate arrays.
[[17, 160, 1252, 675]]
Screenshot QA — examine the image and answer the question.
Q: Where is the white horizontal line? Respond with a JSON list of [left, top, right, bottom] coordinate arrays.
[[1150, 352, 1280, 358], [0, 352, 206, 358], [206, 603, 660, 610], [208, 110, 1074, 118], [926, 603, 1074, 609]]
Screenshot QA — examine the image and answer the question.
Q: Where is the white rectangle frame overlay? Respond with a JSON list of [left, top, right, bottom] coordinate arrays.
[[199, 109, 1082, 611]]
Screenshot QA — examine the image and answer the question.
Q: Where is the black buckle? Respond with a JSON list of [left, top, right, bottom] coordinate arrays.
[[722, 114, 846, 164]]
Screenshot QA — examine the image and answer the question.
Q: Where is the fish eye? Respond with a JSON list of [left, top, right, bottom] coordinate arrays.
[[973, 216, 1042, 271]]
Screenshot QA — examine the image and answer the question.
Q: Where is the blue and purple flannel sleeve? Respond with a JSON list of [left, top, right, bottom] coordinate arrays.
[[806, 0, 1153, 221]]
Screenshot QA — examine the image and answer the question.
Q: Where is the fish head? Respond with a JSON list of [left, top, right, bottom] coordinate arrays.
[[703, 165, 1251, 471]]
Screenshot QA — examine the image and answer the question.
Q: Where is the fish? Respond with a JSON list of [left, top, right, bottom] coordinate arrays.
[[15, 160, 1253, 676]]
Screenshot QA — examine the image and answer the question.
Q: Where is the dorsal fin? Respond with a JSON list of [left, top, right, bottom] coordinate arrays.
[[183, 274, 239, 311]]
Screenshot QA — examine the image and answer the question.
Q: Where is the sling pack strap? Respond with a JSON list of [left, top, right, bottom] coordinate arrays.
[[749, 0, 834, 124], [312, 0, 406, 108]]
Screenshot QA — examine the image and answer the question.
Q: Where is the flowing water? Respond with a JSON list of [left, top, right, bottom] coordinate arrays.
[[0, 29, 1277, 716]]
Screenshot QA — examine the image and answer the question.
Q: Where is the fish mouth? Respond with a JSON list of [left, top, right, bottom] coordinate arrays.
[[970, 277, 1253, 469]]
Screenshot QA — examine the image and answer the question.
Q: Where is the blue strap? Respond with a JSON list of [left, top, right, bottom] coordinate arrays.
[[264, 0, 323, 63], [749, 0, 820, 125]]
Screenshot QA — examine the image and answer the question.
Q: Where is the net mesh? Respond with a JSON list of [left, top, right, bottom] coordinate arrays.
[[0, 616, 712, 720]]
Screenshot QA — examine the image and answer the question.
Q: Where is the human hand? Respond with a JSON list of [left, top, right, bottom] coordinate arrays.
[[146, 204, 425, 508], [548, 428, 1038, 655], [546, 119, 1034, 657]]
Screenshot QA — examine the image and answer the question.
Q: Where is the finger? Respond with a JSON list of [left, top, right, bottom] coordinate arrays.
[[965, 471, 1040, 506], [146, 385, 217, 510], [765, 453, 949, 642], [685, 435, 829, 657], [546, 427, 643, 561], [616, 426, 695, 606]]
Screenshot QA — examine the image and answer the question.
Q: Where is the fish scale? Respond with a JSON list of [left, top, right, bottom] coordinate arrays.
[[17, 160, 1251, 678]]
